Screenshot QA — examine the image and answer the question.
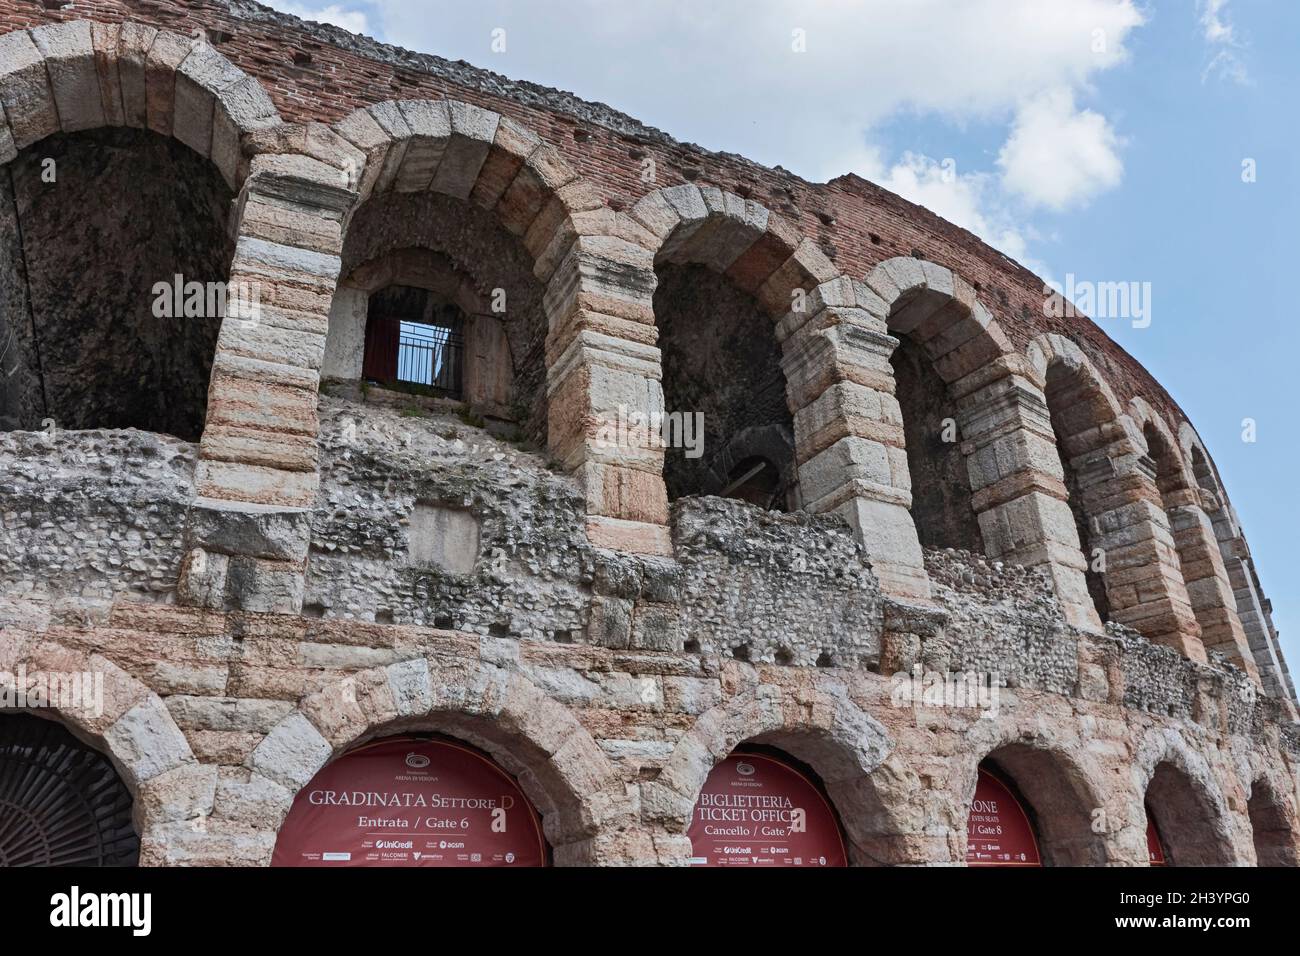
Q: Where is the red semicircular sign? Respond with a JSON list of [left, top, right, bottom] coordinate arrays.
[[272, 737, 546, 867], [966, 768, 1042, 866], [688, 752, 847, 867]]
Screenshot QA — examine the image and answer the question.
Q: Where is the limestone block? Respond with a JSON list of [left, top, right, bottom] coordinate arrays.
[[90, 22, 126, 127], [407, 502, 481, 573], [387, 658, 436, 717], [177, 547, 230, 609], [249, 712, 333, 791], [115, 22, 158, 130], [195, 458, 320, 509], [104, 698, 193, 788], [393, 98, 449, 192], [224, 555, 306, 614], [144, 29, 192, 137], [430, 100, 498, 199], [798, 436, 894, 506], [30, 21, 105, 133], [136, 762, 218, 825], [213, 771, 292, 829], [469, 115, 539, 209], [173, 42, 241, 157], [186, 498, 313, 562], [0, 30, 59, 149], [322, 284, 367, 379]]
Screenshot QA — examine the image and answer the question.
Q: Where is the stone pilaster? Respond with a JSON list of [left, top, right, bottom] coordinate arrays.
[[186, 141, 360, 613], [952, 358, 1102, 632], [1163, 487, 1259, 682], [544, 235, 670, 555], [778, 280, 931, 601], [1078, 453, 1206, 662]]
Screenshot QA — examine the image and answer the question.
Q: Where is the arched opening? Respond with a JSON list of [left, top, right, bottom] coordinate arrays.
[[967, 746, 1106, 865], [1144, 761, 1235, 866], [686, 745, 848, 867], [1043, 361, 1111, 623], [1247, 778, 1299, 867], [330, 189, 540, 439], [0, 128, 234, 439], [0, 713, 139, 866], [654, 262, 797, 510], [889, 331, 982, 552], [1143, 422, 1195, 605], [272, 733, 548, 867], [967, 764, 1041, 866]]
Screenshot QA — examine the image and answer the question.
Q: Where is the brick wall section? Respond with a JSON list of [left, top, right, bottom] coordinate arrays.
[[0, 0, 1187, 432]]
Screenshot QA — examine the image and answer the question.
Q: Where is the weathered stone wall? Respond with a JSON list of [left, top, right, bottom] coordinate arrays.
[[0, 3, 1294, 870], [0, 429, 195, 627]]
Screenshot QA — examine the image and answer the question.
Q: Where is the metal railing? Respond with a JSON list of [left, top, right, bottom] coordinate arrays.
[[395, 321, 464, 397]]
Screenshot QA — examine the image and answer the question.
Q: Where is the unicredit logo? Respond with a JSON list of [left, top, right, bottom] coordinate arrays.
[[405, 753, 430, 769], [736, 762, 756, 776]]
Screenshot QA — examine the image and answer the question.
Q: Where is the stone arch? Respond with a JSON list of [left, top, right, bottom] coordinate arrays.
[[629, 185, 834, 511], [858, 257, 1019, 560], [957, 717, 1116, 865], [246, 655, 627, 866], [1246, 770, 1300, 866], [644, 684, 918, 865], [1131, 401, 1259, 680], [322, 100, 668, 554], [0, 21, 285, 440], [0, 632, 209, 865], [1028, 334, 1205, 660], [1131, 727, 1240, 866], [1180, 425, 1296, 707], [0, 20, 281, 186]]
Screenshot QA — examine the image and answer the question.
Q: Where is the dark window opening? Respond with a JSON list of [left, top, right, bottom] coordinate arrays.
[[721, 456, 784, 510], [653, 263, 797, 511], [363, 285, 464, 399], [1044, 362, 1110, 624], [890, 333, 983, 553], [0, 128, 233, 439]]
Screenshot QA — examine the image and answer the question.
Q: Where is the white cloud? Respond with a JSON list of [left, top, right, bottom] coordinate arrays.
[[997, 88, 1124, 211], [849, 150, 1053, 280], [264, 0, 1149, 276], [268, 2, 370, 35], [1198, 0, 1250, 85]]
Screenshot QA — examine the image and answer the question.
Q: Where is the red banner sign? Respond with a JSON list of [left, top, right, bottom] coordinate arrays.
[[688, 752, 847, 867], [966, 768, 1042, 866], [1146, 806, 1166, 865], [271, 737, 546, 867]]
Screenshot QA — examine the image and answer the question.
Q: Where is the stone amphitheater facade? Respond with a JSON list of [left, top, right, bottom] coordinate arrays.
[[0, 1, 1295, 867]]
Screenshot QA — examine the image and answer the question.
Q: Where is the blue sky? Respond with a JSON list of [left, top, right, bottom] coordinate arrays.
[[270, 1, 1297, 672]]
